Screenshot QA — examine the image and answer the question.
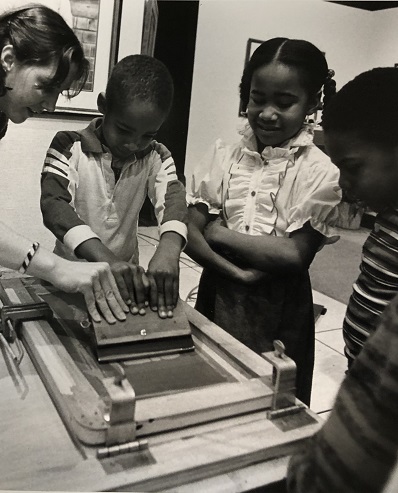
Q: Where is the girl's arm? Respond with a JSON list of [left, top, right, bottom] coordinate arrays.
[[0, 221, 128, 324], [204, 220, 324, 274], [185, 203, 271, 284]]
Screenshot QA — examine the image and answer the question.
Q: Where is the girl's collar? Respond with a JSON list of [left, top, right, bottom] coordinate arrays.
[[238, 120, 315, 159]]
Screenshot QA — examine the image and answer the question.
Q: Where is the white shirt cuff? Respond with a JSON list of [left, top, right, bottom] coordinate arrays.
[[159, 220, 188, 249], [63, 225, 100, 253]]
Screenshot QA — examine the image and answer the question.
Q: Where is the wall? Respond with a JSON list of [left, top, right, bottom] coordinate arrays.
[[0, 0, 144, 251], [369, 7, 398, 68], [0, 116, 92, 251], [184, 0, 398, 184]]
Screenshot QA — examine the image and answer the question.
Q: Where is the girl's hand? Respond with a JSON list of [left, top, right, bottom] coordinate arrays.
[[204, 216, 225, 246], [109, 261, 148, 315], [235, 266, 271, 285], [52, 259, 129, 324]]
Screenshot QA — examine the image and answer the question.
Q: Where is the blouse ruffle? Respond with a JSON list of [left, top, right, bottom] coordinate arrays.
[[187, 122, 341, 241]]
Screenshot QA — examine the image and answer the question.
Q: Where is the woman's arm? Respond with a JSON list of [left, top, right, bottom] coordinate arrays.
[[0, 221, 128, 324], [204, 220, 324, 274], [185, 203, 270, 284]]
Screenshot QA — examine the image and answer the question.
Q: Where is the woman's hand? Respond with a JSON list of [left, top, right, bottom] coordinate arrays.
[[52, 259, 130, 324]]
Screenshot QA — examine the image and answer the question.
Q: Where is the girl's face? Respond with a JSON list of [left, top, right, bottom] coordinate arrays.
[[0, 46, 78, 123], [325, 131, 398, 212], [247, 61, 318, 150], [98, 94, 166, 160]]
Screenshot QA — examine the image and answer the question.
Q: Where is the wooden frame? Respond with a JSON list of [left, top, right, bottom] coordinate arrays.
[[2, 278, 278, 445], [0, 275, 323, 491], [239, 38, 264, 115], [57, 0, 144, 115]]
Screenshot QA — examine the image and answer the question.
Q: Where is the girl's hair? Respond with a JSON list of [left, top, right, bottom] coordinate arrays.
[[322, 67, 398, 147], [240, 37, 336, 112], [105, 54, 174, 114], [0, 4, 89, 97]]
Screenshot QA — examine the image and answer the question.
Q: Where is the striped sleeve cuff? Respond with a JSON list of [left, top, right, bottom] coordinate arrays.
[[63, 225, 100, 253], [159, 220, 188, 248]]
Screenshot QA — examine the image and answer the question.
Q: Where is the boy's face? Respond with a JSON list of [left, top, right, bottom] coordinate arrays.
[[325, 131, 398, 212], [98, 95, 166, 160]]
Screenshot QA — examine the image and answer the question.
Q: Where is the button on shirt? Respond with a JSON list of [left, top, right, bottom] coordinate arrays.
[[187, 122, 341, 241]]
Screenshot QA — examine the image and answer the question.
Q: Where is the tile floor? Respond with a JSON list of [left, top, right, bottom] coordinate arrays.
[[137, 225, 363, 421]]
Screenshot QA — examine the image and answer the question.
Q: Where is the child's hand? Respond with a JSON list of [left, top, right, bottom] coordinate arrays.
[[204, 216, 225, 246], [109, 261, 148, 315], [146, 249, 180, 319], [237, 266, 271, 285]]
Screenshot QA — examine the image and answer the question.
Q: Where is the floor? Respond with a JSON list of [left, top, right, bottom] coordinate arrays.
[[137, 225, 369, 422]]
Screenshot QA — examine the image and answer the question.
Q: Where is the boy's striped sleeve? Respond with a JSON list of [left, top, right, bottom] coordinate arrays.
[[40, 131, 98, 247], [148, 142, 188, 242]]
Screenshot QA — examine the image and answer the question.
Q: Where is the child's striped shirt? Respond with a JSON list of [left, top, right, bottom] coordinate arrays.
[[343, 208, 398, 362], [287, 290, 398, 492]]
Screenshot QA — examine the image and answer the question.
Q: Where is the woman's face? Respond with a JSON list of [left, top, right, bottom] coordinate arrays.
[[0, 47, 78, 123], [247, 61, 317, 150], [325, 131, 398, 212]]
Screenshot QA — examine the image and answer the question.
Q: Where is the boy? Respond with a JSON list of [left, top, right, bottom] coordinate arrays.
[[41, 55, 188, 319], [287, 67, 398, 493]]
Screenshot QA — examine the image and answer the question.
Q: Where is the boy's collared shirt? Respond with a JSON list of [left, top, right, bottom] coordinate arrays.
[[41, 117, 187, 264]]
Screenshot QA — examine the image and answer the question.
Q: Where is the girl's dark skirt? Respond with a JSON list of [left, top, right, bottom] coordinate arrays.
[[195, 268, 315, 405]]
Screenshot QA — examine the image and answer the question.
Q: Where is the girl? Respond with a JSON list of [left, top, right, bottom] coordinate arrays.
[[186, 38, 341, 404], [0, 5, 128, 324]]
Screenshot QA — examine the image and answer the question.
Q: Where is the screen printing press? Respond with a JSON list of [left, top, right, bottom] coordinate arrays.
[[0, 270, 323, 492]]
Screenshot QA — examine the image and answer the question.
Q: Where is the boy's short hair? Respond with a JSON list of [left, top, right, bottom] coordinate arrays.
[[322, 67, 398, 147], [105, 54, 174, 114]]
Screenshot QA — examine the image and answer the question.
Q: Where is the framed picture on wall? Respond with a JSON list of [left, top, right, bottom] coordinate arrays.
[[239, 38, 264, 115], [56, 0, 140, 115]]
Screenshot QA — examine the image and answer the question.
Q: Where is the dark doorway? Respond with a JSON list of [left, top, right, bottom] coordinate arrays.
[[139, 0, 199, 225]]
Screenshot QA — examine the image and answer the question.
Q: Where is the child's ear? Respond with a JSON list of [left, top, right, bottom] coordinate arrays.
[[306, 92, 322, 116], [1, 44, 16, 73], [97, 92, 107, 114]]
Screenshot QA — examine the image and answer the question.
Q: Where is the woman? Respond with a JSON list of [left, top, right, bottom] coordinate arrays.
[[0, 5, 129, 324]]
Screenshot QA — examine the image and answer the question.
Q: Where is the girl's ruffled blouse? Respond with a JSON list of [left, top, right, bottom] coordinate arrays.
[[187, 122, 342, 241]]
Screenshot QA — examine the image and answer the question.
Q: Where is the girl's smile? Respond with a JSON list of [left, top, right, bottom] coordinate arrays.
[[247, 61, 318, 150]]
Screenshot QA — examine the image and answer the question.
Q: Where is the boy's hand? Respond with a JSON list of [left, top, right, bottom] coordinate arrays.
[[146, 253, 179, 318], [109, 261, 148, 315], [75, 240, 149, 315], [146, 232, 183, 318]]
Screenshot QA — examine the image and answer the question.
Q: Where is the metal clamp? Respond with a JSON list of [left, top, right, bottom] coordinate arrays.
[[262, 340, 305, 418], [0, 301, 53, 365], [102, 363, 137, 449]]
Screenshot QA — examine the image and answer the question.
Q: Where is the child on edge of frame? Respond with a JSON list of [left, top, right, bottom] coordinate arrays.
[[185, 37, 342, 405], [287, 67, 398, 493], [321, 68, 398, 371], [40, 55, 188, 319]]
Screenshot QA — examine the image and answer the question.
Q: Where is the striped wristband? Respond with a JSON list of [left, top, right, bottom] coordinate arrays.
[[18, 242, 40, 274]]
